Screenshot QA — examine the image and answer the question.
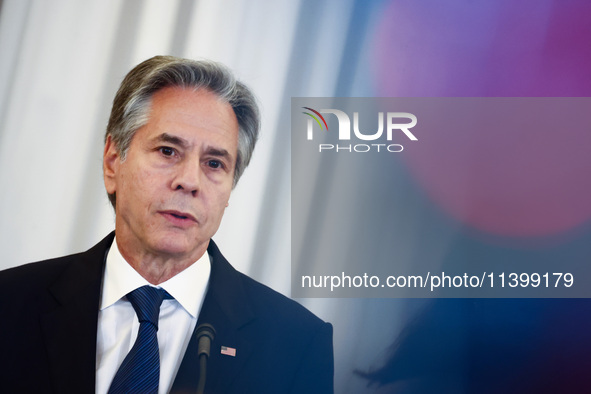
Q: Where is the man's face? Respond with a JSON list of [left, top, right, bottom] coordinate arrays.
[[103, 87, 238, 264]]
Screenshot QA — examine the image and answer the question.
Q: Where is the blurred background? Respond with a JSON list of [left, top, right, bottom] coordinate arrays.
[[1, 0, 591, 392]]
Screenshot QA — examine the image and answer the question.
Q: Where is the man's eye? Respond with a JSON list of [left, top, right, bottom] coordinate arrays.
[[208, 160, 222, 169], [159, 147, 175, 156]]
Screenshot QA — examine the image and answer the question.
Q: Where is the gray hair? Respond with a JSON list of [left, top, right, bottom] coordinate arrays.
[[105, 55, 260, 208]]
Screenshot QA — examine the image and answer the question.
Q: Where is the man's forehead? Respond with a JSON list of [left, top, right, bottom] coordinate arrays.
[[142, 87, 239, 146]]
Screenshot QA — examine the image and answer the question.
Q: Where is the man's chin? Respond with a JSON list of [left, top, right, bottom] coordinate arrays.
[[151, 237, 208, 260]]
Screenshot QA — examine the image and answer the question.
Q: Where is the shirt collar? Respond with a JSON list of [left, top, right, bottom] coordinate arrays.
[[100, 235, 211, 319]]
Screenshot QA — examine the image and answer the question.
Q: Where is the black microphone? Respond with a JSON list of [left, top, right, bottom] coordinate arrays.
[[195, 323, 216, 394]]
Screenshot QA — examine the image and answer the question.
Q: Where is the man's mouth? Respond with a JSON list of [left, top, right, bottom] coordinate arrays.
[[160, 210, 198, 223]]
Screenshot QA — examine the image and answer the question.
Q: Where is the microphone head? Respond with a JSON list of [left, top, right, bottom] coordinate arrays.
[[196, 323, 216, 357]]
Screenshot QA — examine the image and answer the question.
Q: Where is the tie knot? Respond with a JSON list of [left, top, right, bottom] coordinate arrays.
[[126, 285, 169, 328]]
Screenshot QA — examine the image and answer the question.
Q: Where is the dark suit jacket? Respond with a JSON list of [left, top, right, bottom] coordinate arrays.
[[0, 232, 333, 393]]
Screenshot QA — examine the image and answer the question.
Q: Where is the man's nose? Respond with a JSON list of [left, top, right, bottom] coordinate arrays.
[[172, 160, 201, 196]]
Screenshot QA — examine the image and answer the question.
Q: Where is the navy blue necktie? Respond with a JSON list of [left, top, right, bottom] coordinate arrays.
[[108, 285, 169, 394]]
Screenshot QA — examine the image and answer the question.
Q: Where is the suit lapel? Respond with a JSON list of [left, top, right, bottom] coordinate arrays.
[[40, 232, 113, 393], [171, 240, 256, 393]]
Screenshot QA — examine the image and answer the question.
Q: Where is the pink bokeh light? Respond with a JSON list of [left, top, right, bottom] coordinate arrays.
[[373, 0, 591, 237]]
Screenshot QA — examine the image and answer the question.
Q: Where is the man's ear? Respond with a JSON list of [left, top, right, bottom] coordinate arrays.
[[103, 135, 120, 194]]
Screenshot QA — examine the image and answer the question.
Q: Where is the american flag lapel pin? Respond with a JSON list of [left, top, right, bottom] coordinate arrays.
[[221, 346, 237, 357]]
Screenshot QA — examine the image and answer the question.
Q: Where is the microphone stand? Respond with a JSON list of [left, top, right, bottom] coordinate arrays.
[[195, 324, 216, 394]]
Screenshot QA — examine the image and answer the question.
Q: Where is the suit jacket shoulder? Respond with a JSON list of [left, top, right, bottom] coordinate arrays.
[[172, 240, 334, 393], [0, 233, 113, 393]]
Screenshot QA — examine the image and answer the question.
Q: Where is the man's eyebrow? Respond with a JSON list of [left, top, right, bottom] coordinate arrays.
[[153, 133, 233, 160], [204, 146, 232, 159], [153, 133, 189, 148]]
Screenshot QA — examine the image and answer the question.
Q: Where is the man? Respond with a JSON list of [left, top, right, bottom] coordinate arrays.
[[0, 56, 333, 393]]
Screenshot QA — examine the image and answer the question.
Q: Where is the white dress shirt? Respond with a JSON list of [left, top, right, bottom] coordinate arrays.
[[95, 236, 211, 394]]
